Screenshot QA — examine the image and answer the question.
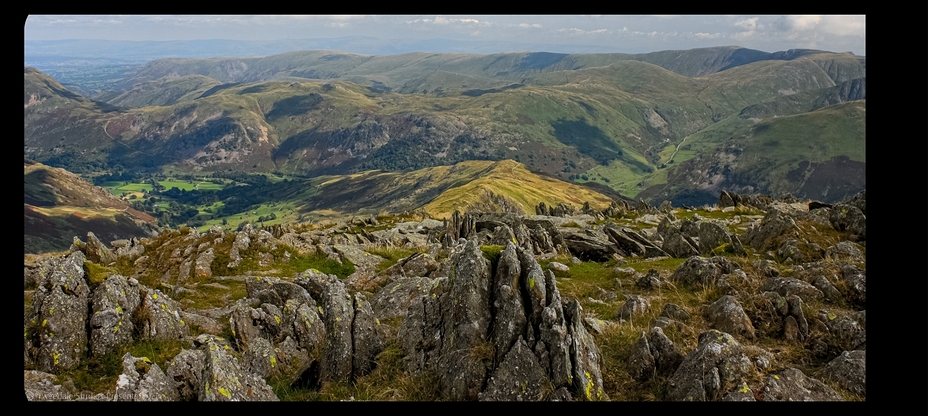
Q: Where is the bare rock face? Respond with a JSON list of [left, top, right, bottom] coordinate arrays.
[[817, 350, 865, 397], [649, 326, 684, 376], [198, 335, 278, 401], [28, 251, 90, 373], [90, 274, 142, 357], [194, 248, 214, 279], [706, 295, 756, 340], [245, 275, 315, 309], [78, 231, 117, 265], [666, 330, 755, 401], [115, 353, 180, 401], [762, 367, 842, 401]]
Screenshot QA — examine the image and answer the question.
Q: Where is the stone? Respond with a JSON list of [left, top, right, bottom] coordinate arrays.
[[548, 261, 569, 272], [135, 287, 189, 341], [89, 274, 141, 357], [649, 326, 684, 376], [817, 350, 865, 397], [627, 331, 656, 382], [565, 300, 608, 401], [115, 353, 180, 401], [762, 368, 842, 401], [164, 349, 204, 401], [616, 295, 651, 320], [742, 209, 799, 251], [28, 251, 90, 372], [760, 276, 824, 303], [198, 335, 278, 401], [706, 295, 756, 340], [698, 221, 733, 255], [352, 293, 385, 377], [666, 330, 755, 401], [25, 370, 72, 401]]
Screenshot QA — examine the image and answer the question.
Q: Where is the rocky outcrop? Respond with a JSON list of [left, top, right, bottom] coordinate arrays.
[[90, 274, 142, 357], [398, 240, 606, 401], [817, 350, 865, 397], [198, 335, 278, 401], [115, 353, 180, 401], [666, 330, 755, 401], [27, 251, 90, 372]]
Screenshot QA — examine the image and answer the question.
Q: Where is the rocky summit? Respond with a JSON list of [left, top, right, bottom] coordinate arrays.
[[24, 189, 865, 401]]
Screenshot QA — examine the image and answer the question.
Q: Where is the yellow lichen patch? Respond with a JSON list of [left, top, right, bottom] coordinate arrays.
[[774, 375, 780, 380], [270, 355, 277, 368], [584, 372, 593, 400], [274, 316, 281, 324], [42, 319, 48, 327], [152, 293, 158, 299], [529, 277, 535, 289], [116, 307, 123, 314], [739, 383, 751, 393], [53, 351, 61, 365]]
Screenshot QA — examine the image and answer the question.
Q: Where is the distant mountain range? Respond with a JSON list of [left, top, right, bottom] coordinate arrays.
[[24, 45, 865, 214]]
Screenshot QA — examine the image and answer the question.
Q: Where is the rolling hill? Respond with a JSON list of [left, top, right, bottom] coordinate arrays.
[[24, 159, 157, 254]]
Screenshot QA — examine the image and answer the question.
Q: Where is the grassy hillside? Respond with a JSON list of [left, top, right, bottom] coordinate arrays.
[[24, 159, 156, 254]]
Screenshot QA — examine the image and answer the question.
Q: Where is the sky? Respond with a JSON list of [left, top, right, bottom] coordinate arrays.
[[25, 15, 866, 56]]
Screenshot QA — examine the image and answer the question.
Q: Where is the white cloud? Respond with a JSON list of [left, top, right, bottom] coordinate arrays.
[[695, 32, 720, 39], [787, 15, 822, 30], [518, 23, 541, 28], [735, 17, 758, 30]]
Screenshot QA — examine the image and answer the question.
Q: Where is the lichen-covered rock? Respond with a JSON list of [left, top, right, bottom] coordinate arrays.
[[670, 256, 737, 288], [616, 295, 651, 321], [811, 275, 843, 304], [706, 295, 756, 340], [227, 231, 251, 268], [649, 326, 684, 376], [165, 349, 204, 401], [827, 314, 866, 352], [371, 277, 431, 322], [245, 275, 315, 309], [80, 231, 117, 264], [115, 353, 180, 401], [565, 300, 608, 401], [90, 274, 141, 357], [242, 336, 277, 379], [29, 251, 90, 372], [817, 350, 865, 397], [319, 276, 355, 382], [135, 288, 189, 341], [762, 367, 842, 401], [193, 248, 214, 279], [199, 335, 278, 401], [827, 241, 864, 260], [666, 330, 755, 401], [698, 221, 733, 255], [760, 276, 824, 303], [721, 382, 756, 401], [25, 370, 71, 401], [661, 228, 699, 258], [829, 203, 866, 240], [489, 243, 526, 364], [436, 239, 492, 401], [636, 269, 663, 290], [742, 209, 799, 250], [352, 293, 385, 377], [479, 337, 549, 401], [840, 265, 866, 307], [288, 301, 326, 356], [660, 303, 691, 322], [628, 332, 656, 382]]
